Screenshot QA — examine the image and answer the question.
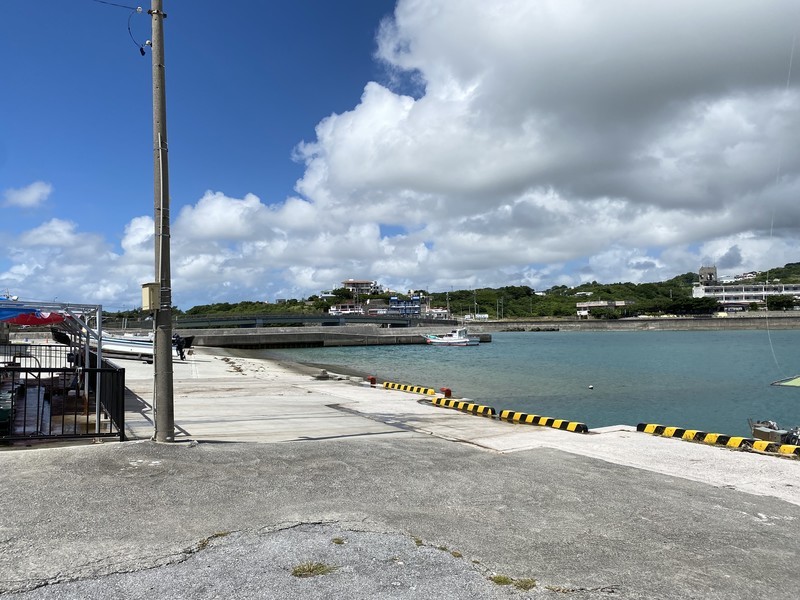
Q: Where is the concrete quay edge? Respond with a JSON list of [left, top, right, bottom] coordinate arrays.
[[1, 347, 799, 599]]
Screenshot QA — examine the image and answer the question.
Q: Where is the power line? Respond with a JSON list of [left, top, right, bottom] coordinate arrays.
[[127, 7, 148, 54], [88, 0, 148, 55], [88, 0, 140, 10]]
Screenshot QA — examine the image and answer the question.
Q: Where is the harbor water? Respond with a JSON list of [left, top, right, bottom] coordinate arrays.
[[262, 329, 800, 437]]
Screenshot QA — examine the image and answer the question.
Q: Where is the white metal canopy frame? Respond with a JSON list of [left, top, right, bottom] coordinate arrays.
[[2, 299, 106, 434]]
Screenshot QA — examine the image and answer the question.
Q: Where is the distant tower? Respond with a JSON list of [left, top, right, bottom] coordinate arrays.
[[698, 266, 718, 285]]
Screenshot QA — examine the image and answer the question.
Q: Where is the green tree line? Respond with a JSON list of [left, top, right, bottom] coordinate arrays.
[[105, 263, 800, 320]]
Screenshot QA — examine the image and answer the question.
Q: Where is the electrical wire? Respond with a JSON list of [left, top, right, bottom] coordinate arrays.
[[127, 7, 147, 54], [87, 0, 146, 54], [88, 0, 139, 9]]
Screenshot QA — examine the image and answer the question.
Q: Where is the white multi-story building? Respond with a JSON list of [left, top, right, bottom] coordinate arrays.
[[692, 266, 800, 307], [341, 279, 383, 296], [575, 300, 634, 318]]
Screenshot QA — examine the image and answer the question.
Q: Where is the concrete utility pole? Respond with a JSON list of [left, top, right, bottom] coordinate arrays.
[[151, 0, 174, 442]]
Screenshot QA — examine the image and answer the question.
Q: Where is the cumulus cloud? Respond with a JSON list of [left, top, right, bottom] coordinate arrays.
[[3, 181, 53, 208], [0, 218, 151, 307], [4, 0, 800, 308], [121, 216, 154, 258], [716, 245, 744, 270], [19, 219, 82, 247], [175, 191, 272, 242], [291, 0, 800, 296]]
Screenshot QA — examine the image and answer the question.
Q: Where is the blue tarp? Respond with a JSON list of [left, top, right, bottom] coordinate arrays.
[[0, 307, 37, 322], [0, 299, 64, 324]]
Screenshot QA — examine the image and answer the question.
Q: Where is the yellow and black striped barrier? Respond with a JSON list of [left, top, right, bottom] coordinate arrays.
[[382, 381, 437, 395], [431, 396, 496, 417], [636, 423, 800, 457], [499, 410, 588, 434]]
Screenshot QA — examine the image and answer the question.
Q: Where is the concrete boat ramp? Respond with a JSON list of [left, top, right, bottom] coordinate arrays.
[[1, 347, 798, 599]]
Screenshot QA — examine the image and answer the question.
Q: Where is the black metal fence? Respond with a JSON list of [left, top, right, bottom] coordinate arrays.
[[0, 344, 125, 443]]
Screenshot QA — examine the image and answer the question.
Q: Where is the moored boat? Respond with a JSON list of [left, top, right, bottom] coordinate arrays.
[[423, 327, 480, 346]]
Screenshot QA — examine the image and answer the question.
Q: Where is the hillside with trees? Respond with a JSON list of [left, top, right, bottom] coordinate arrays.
[[105, 263, 800, 320], [427, 272, 704, 319], [750, 262, 800, 283]]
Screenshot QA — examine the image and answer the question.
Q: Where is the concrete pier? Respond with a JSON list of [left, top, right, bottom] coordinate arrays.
[[0, 347, 798, 599]]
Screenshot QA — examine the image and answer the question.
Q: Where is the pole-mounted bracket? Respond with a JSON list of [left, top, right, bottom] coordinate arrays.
[[148, 9, 167, 18]]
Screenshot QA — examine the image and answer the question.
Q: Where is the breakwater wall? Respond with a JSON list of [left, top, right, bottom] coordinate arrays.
[[12, 313, 800, 349], [469, 313, 800, 333], [186, 325, 492, 349]]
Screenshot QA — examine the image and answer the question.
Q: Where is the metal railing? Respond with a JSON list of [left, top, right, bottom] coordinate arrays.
[[0, 344, 125, 443]]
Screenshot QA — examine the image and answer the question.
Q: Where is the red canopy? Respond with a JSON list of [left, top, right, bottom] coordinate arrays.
[[2, 311, 65, 326]]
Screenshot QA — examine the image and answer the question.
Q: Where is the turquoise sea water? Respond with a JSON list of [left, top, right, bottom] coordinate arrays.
[[259, 329, 800, 437]]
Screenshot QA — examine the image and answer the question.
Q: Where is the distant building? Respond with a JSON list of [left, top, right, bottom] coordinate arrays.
[[698, 266, 718, 284], [388, 295, 422, 317], [364, 298, 389, 316], [733, 271, 760, 281], [464, 313, 489, 321], [328, 303, 364, 316], [426, 307, 450, 319], [341, 279, 383, 296], [576, 300, 634, 318], [693, 266, 800, 308]]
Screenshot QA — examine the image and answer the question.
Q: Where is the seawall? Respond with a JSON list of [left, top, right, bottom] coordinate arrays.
[[186, 325, 492, 349], [182, 314, 800, 349], [12, 313, 800, 349], [468, 313, 800, 332]]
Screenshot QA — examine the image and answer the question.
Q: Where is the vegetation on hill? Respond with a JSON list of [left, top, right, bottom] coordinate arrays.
[[427, 272, 705, 318], [752, 262, 800, 284], [105, 263, 800, 320]]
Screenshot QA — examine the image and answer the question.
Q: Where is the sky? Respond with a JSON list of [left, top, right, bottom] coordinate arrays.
[[2, 0, 800, 310]]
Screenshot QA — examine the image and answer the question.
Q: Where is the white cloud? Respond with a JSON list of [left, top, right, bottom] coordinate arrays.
[[175, 191, 271, 241], [121, 216, 155, 262], [289, 0, 800, 298], [3, 181, 53, 208], [5, 0, 800, 309], [1, 218, 151, 307], [19, 219, 81, 247]]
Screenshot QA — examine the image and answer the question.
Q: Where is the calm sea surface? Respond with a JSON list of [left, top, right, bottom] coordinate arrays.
[[257, 329, 800, 437]]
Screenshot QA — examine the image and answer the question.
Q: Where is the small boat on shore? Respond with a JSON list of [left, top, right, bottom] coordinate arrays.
[[52, 327, 155, 359], [97, 333, 156, 358], [423, 328, 480, 347], [51, 327, 192, 360]]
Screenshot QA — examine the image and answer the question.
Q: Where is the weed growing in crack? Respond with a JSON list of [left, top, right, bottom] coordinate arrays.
[[291, 562, 338, 578]]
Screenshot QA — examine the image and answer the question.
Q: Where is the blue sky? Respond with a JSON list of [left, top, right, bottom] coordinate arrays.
[[3, 1, 800, 310], [3, 1, 394, 242]]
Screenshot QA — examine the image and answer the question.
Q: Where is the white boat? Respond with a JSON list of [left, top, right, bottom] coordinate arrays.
[[53, 327, 189, 360], [95, 333, 155, 358], [423, 328, 480, 346], [60, 330, 156, 359]]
